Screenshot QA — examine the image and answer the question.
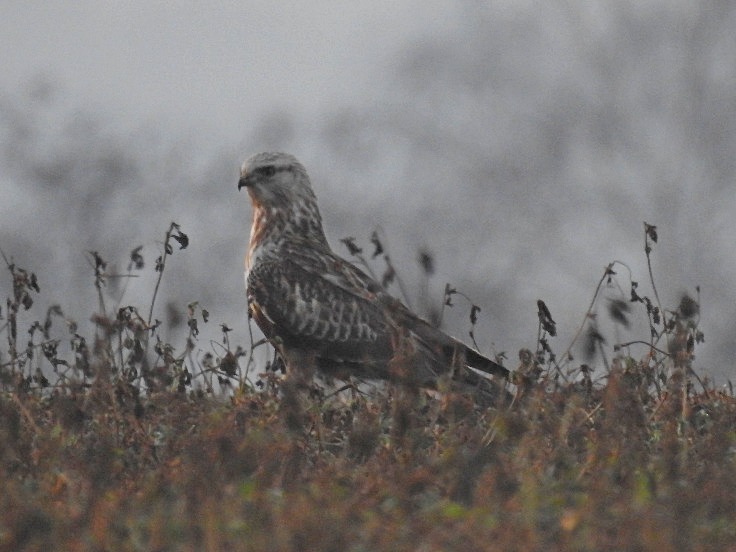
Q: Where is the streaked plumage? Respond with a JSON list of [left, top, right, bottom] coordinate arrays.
[[238, 152, 508, 389]]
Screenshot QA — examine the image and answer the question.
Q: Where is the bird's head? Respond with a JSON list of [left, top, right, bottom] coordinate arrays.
[[239, 152, 328, 247], [238, 152, 315, 210]]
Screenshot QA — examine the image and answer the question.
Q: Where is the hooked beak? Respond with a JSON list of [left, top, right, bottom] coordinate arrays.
[[237, 174, 250, 191]]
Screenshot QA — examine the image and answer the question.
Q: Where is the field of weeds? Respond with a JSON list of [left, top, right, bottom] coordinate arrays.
[[1, 223, 735, 551]]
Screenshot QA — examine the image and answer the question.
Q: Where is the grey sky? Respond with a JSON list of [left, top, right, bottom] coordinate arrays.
[[1, 1, 455, 139], [2, 2, 734, 383]]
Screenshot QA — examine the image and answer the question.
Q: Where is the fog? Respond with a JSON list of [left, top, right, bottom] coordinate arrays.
[[2, 1, 735, 382]]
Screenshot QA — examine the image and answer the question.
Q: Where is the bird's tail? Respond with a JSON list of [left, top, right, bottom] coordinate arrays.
[[400, 312, 509, 381], [461, 342, 509, 380]]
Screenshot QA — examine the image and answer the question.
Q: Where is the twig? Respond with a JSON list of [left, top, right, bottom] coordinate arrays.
[[148, 222, 187, 325], [560, 262, 619, 367], [615, 341, 670, 357], [148, 227, 172, 325], [373, 226, 413, 310], [643, 223, 663, 319]]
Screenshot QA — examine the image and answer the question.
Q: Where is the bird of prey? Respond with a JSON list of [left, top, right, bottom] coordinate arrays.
[[238, 152, 508, 391]]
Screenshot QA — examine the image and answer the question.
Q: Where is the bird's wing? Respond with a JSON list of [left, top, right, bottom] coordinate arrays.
[[246, 245, 394, 368], [385, 299, 509, 380], [249, 242, 508, 382]]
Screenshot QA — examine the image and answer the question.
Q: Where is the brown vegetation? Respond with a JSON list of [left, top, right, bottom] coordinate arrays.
[[1, 223, 734, 551]]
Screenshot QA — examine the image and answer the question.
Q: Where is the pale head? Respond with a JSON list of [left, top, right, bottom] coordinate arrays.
[[238, 152, 315, 210], [239, 152, 328, 254]]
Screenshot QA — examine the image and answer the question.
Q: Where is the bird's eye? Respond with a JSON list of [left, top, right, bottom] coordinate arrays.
[[261, 165, 276, 177]]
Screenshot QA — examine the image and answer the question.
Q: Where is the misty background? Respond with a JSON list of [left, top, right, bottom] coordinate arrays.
[[1, 2, 734, 382]]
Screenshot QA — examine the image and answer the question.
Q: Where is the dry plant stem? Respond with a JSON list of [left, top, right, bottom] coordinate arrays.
[[643, 224, 671, 357], [110, 270, 140, 315], [147, 223, 177, 326], [4, 302, 17, 373], [244, 316, 257, 384], [385, 254, 413, 311], [1, 248, 19, 371], [482, 421, 499, 446], [616, 341, 671, 357], [0, 303, 11, 365], [373, 225, 413, 310], [482, 407, 511, 446], [324, 383, 359, 400], [90, 259, 107, 320], [11, 392, 40, 433], [117, 325, 125, 373], [349, 243, 413, 310], [445, 287, 482, 350], [644, 223, 664, 320], [597, 338, 610, 373], [685, 362, 710, 397], [537, 317, 567, 381], [560, 262, 616, 367], [351, 251, 378, 282]]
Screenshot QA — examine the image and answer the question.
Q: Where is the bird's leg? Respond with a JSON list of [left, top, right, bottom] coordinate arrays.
[[275, 349, 317, 489], [388, 326, 428, 386], [449, 343, 467, 381], [278, 348, 319, 434]]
